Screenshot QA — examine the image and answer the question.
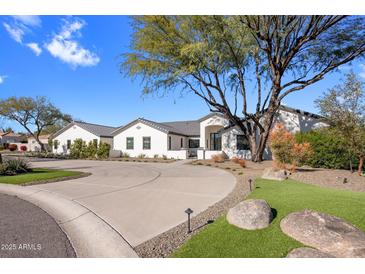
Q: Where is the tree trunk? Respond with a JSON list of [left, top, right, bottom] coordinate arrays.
[[358, 156, 364, 176], [248, 106, 278, 162]]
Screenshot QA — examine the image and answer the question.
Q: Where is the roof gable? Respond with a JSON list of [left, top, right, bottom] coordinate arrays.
[[52, 121, 118, 139]]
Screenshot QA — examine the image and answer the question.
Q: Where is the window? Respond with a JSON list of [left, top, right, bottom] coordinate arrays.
[[189, 139, 200, 148], [126, 137, 134, 150], [210, 133, 222, 151], [180, 138, 183, 148], [168, 136, 172, 150], [237, 135, 250, 150], [143, 137, 151, 150], [54, 142, 58, 150], [67, 140, 71, 149]]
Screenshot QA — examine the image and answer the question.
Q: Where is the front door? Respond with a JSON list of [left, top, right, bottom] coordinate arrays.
[[210, 133, 222, 151]]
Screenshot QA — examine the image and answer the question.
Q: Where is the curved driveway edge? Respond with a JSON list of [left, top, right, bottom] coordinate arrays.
[[0, 184, 138, 258]]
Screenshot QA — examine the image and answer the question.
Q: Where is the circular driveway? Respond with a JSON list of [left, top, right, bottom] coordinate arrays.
[[29, 159, 236, 247]]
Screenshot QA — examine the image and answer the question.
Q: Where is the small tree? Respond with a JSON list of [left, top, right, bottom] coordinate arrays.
[[315, 72, 365, 175], [0, 96, 71, 152], [97, 142, 110, 159]]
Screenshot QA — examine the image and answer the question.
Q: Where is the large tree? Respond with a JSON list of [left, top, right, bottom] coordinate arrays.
[[123, 16, 365, 161], [0, 96, 72, 152], [316, 72, 365, 175]]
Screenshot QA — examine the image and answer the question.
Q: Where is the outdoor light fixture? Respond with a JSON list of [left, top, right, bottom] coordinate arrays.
[[185, 208, 194, 233], [248, 178, 253, 192]]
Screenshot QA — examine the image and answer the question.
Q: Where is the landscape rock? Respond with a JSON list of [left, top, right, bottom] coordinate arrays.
[[286, 247, 335, 258], [227, 199, 273, 230], [261, 167, 289, 181], [280, 209, 365, 258]]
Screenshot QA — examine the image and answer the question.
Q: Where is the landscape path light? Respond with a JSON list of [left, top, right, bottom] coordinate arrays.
[[185, 208, 193, 234]]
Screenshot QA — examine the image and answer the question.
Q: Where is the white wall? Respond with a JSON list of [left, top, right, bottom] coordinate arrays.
[[53, 125, 100, 154], [199, 115, 229, 149], [28, 138, 49, 152], [113, 121, 169, 158]]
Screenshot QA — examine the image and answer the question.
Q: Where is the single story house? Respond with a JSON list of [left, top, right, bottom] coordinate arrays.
[[51, 121, 117, 154], [51, 106, 328, 160], [0, 131, 23, 145], [28, 134, 51, 152]]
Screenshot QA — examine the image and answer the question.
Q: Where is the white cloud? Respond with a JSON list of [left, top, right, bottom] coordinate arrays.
[[3, 22, 24, 43], [26, 42, 42, 56], [0, 75, 8, 84], [359, 64, 365, 79], [11, 16, 41, 27], [44, 18, 100, 68]]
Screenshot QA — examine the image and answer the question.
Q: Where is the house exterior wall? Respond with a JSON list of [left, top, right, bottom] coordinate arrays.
[[100, 136, 113, 147], [113, 121, 169, 158], [28, 137, 49, 152], [53, 125, 100, 154], [199, 115, 229, 149], [168, 134, 186, 150]]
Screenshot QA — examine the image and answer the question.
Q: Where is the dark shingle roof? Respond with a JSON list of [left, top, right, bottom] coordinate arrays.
[[52, 121, 118, 139], [73, 121, 117, 137]]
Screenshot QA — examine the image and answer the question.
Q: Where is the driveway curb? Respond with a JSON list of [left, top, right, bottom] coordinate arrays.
[[0, 184, 138, 258]]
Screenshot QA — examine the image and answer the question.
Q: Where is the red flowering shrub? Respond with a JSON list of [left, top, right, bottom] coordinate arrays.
[[20, 145, 27, 151], [8, 144, 18, 151]]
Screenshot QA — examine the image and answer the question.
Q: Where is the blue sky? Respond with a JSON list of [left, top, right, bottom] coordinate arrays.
[[0, 15, 364, 132]]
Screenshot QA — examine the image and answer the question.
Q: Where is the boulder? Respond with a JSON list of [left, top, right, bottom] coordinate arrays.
[[261, 167, 289, 181], [227, 199, 273, 230], [280, 209, 365, 258], [286, 247, 335, 258]]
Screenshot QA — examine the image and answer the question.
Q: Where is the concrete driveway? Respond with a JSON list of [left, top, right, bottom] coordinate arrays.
[[29, 159, 235, 247]]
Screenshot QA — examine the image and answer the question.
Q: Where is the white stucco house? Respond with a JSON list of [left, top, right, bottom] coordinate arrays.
[[28, 134, 51, 152], [51, 121, 117, 154], [51, 106, 328, 160]]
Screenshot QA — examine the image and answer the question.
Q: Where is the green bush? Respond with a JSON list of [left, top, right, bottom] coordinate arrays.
[[0, 158, 32, 176], [96, 142, 110, 159], [70, 139, 87, 159], [137, 153, 146, 159], [85, 139, 98, 158], [295, 129, 358, 170], [121, 152, 130, 158]]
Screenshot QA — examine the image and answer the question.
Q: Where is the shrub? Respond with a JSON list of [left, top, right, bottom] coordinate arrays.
[[269, 123, 312, 170], [85, 140, 98, 158], [70, 139, 85, 159], [231, 157, 239, 164], [121, 152, 130, 158], [295, 129, 358, 170], [0, 158, 32, 176], [237, 159, 246, 168], [97, 142, 110, 159], [137, 153, 146, 159], [0, 145, 4, 151], [153, 154, 159, 159], [211, 153, 225, 163], [162, 155, 168, 160], [8, 144, 18, 151], [20, 145, 27, 152]]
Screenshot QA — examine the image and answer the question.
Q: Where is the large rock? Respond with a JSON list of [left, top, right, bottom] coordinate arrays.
[[261, 167, 289, 181], [227, 199, 273, 230], [286, 247, 335, 258], [280, 209, 365, 258]]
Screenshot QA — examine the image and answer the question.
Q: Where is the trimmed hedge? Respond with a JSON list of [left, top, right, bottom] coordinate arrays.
[[295, 129, 358, 170]]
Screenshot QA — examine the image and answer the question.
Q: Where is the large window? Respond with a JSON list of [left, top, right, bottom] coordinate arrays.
[[143, 137, 151, 150], [67, 140, 71, 149], [237, 135, 250, 150], [126, 137, 134, 150], [188, 139, 200, 148], [210, 133, 222, 151]]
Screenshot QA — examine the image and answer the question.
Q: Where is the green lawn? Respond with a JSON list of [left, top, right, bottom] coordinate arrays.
[[173, 178, 365, 258], [0, 168, 83, 185]]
